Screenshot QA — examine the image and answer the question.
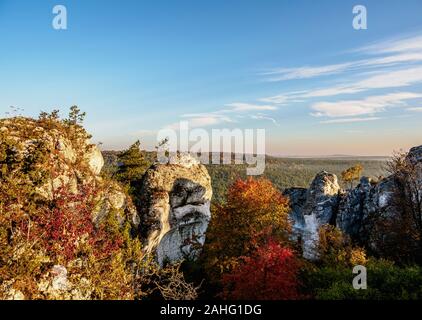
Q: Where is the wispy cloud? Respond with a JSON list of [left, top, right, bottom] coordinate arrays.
[[355, 34, 422, 54], [223, 103, 278, 112], [320, 117, 381, 124], [171, 112, 234, 129], [169, 103, 278, 129], [407, 107, 422, 112], [259, 91, 306, 104], [262, 34, 422, 82], [181, 112, 233, 122], [302, 66, 422, 98], [250, 113, 280, 126], [170, 33, 422, 130], [311, 92, 422, 118], [262, 63, 352, 81], [260, 63, 422, 106]]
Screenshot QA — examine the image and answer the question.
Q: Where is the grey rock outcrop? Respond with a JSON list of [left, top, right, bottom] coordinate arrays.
[[336, 176, 374, 239], [285, 145, 422, 259], [283, 187, 307, 240], [336, 175, 397, 244], [407, 145, 422, 203], [37, 264, 93, 300], [138, 154, 212, 266], [0, 117, 137, 227], [284, 171, 340, 259], [408, 145, 422, 164]]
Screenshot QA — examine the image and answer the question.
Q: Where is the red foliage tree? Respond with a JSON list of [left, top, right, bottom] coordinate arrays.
[[221, 240, 302, 300], [22, 184, 123, 262], [204, 178, 291, 278]]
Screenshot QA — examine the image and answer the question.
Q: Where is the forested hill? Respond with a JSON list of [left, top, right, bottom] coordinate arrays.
[[102, 151, 388, 204]]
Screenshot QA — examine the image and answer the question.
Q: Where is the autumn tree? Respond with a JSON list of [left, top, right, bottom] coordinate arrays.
[[220, 240, 302, 300], [383, 151, 422, 263], [317, 224, 367, 267], [341, 164, 363, 189], [203, 178, 291, 279]]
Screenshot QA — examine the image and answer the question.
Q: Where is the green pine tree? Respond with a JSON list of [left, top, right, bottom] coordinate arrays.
[[115, 140, 150, 196]]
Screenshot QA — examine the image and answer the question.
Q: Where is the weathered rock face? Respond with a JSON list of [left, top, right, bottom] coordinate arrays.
[[0, 117, 136, 227], [336, 177, 374, 239], [138, 154, 212, 266], [336, 175, 397, 244], [283, 187, 307, 240], [284, 171, 340, 259], [407, 145, 422, 205], [302, 171, 340, 222], [408, 145, 422, 164], [285, 145, 422, 259], [37, 264, 93, 300], [0, 117, 141, 300]]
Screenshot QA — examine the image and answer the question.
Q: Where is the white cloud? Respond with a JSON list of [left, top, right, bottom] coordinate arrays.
[[177, 102, 278, 127], [168, 102, 279, 130], [259, 90, 308, 104], [262, 34, 422, 82], [356, 34, 422, 54], [307, 66, 422, 97], [174, 112, 234, 129], [262, 63, 352, 81], [357, 66, 422, 90], [320, 117, 381, 124], [259, 94, 290, 104], [312, 92, 422, 118], [265, 66, 422, 101], [407, 107, 422, 112], [181, 112, 233, 122], [301, 85, 363, 98], [224, 102, 277, 112], [250, 113, 280, 126], [361, 52, 422, 66], [167, 34, 422, 131], [184, 116, 223, 127]]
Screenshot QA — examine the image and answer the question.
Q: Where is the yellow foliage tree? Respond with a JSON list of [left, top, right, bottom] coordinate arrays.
[[202, 177, 291, 280], [341, 164, 363, 189], [317, 224, 367, 267]]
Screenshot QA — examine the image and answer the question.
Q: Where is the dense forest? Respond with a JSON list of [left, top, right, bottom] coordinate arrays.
[[102, 151, 388, 204]]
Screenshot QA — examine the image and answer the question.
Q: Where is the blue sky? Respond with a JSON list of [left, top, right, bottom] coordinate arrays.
[[1, 0, 422, 155]]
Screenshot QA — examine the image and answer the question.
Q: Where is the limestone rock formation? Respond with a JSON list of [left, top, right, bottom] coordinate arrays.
[[285, 145, 422, 259], [336, 176, 374, 239], [0, 116, 141, 300], [284, 171, 340, 259], [37, 264, 93, 300], [408, 145, 422, 164], [283, 187, 307, 240], [138, 153, 212, 266], [0, 117, 137, 227], [335, 175, 397, 244]]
